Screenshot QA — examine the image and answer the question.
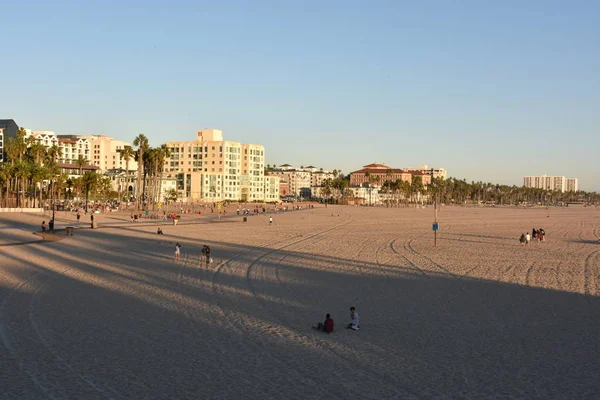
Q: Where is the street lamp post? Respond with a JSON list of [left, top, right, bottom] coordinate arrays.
[[51, 178, 56, 232]]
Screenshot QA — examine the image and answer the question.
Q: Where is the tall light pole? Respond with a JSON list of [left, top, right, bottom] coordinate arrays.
[[51, 178, 56, 231]]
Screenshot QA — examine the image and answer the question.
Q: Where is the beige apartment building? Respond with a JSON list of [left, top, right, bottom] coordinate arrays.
[[84, 135, 138, 173], [163, 129, 273, 202]]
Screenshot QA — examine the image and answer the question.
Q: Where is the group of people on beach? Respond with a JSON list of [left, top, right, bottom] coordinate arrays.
[[520, 228, 546, 245], [41, 220, 52, 233], [312, 307, 360, 334], [173, 243, 212, 265]]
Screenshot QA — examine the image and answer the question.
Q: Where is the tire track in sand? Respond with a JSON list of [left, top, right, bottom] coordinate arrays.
[[1, 260, 123, 399]]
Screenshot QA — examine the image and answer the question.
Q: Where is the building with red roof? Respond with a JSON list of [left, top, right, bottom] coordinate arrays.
[[349, 163, 431, 187]]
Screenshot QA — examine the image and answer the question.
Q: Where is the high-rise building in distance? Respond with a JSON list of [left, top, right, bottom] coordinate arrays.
[[523, 175, 578, 192]]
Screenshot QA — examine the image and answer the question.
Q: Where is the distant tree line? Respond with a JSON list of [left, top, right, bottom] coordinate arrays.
[[320, 173, 599, 206]]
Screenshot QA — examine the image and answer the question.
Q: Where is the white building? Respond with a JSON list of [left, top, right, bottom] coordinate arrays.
[[57, 136, 91, 164], [269, 165, 337, 197], [264, 175, 281, 202], [403, 165, 447, 180], [566, 178, 578, 192], [311, 170, 336, 187], [30, 130, 58, 148], [24, 130, 91, 166], [523, 174, 578, 193]]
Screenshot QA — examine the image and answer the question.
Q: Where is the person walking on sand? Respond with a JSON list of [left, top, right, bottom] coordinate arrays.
[[205, 245, 211, 265], [201, 245, 207, 266], [525, 232, 531, 245], [532, 228, 537, 240], [313, 313, 334, 333], [346, 307, 359, 330], [520, 233, 526, 246], [269, 216, 273, 225], [76, 212, 81, 222], [175, 242, 181, 262]]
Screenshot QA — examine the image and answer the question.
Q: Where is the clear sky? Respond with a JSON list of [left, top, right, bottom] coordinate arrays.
[[1, 0, 598, 191]]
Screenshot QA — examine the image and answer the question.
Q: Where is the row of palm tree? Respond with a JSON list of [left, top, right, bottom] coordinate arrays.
[[426, 177, 599, 205], [0, 129, 171, 210], [317, 171, 598, 206], [128, 134, 171, 210], [337, 174, 599, 206], [0, 128, 116, 208]]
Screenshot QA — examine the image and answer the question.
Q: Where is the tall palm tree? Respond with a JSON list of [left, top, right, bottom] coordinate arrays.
[[76, 154, 87, 176], [155, 144, 171, 205], [46, 145, 62, 164], [0, 163, 10, 207], [118, 145, 135, 201], [133, 134, 149, 209], [82, 171, 98, 211], [119, 145, 135, 175]]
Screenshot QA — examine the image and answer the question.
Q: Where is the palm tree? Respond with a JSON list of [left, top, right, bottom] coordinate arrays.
[[155, 144, 171, 206], [76, 154, 87, 177], [0, 163, 10, 207], [133, 134, 149, 209], [119, 145, 135, 175], [46, 145, 62, 164], [82, 171, 98, 212]]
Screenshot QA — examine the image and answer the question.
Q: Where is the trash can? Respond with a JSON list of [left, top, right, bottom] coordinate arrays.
[[91, 221, 98, 229], [173, 219, 178, 226], [66, 226, 74, 236]]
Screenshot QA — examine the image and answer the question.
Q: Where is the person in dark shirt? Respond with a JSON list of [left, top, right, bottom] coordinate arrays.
[[313, 314, 334, 333]]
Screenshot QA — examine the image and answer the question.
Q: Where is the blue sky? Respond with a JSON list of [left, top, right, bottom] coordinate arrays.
[[1, 0, 598, 190]]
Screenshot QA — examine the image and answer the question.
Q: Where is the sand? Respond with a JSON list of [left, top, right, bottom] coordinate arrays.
[[1, 205, 599, 399]]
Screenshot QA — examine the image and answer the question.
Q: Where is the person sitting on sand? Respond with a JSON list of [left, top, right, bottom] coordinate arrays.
[[157, 228, 163, 235], [520, 233, 526, 245], [313, 313, 334, 333], [346, 307, 359, 330]]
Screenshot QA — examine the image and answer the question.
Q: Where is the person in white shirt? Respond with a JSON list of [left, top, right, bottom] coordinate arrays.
[[346, 306, 359, 330], [175, 243, 181, 262], [525, 233, 531, 245]]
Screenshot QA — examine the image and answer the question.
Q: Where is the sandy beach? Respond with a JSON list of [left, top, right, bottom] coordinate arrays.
[[1, 205, 599, 399]]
